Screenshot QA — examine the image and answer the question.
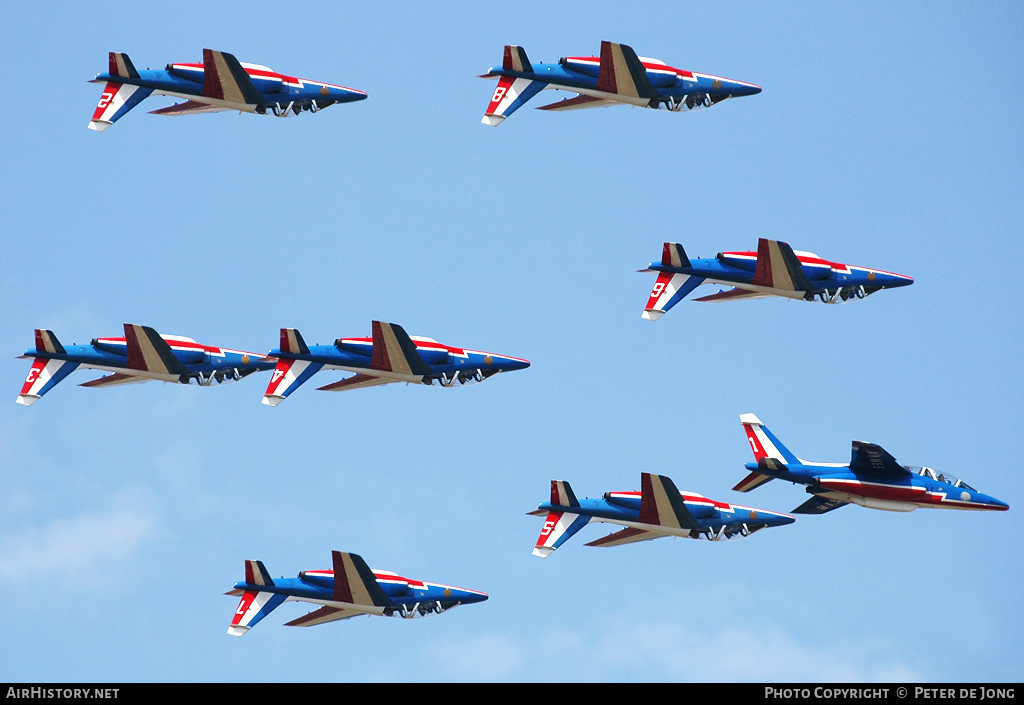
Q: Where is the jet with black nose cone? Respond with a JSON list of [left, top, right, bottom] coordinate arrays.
[[641, 238, 914, 320], [17, 325, 274, 405], [89, 49, 366, 131], [528, 473, 794, 557], [262, 321, 530, 406], [226, 551, 488, 635], [735, 414, 1010, 514], [480, 41, 760, 125]]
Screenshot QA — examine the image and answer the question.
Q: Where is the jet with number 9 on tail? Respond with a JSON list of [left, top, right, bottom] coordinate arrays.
[[480, 40, 760, 126], [261, 321, 530, 406], [226, 550, 488, 635], [641, 238, 914, 320], [735, 414, 1009, 514], [89, 49, 366, 131], [17, 325, 275, 405], [528, 473, 794, 557]]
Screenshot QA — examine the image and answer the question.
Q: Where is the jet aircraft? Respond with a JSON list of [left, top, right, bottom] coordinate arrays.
[[479, 41, 761, 126], [261, 321, 530, 406], [89, 49, 366, 131], [735, 414, 1009, 514], [226, 550, 488, 635], [641, 238, 914, 320], [17, 325, 275, 405], [528, 473, 794, 557]]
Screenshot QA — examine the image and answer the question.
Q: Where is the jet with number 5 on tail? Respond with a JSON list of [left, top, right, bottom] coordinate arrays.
[[527, 473, 794, 557], [89, 49, 366, 131], [17, 325, 275, 405], [641, 238, 914, 320], [261, 321, 529, 406], [735, 414, 1009, 514], [480, 40, 760, 126], [226, 550, 488, 635]]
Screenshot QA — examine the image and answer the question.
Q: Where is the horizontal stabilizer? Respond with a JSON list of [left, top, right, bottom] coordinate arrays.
[[793, 495, 850, 515], [662, 243, 691, 269], [585, 527, 665, 548], [149, 100, 230, 116], [549, 480, 579, 508], [537, 95, 615, 111], [732, 470, 775, 493], [503, 45, 534, 73], [317, 374, 397, 392], [285, 606, 360, 627], [108, 52, 140, 80], [278, 328, 310, 356], [34, 329, 66, 355]]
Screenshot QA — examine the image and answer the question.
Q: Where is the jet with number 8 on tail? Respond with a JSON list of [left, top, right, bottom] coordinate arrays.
[[641, 238, 914, 320], [89, 49, 366, 131], [528, 473, 794, 557], [226, 550, 488, 635], [735, 414, 1009, 514], [480, 41, 761, 125]]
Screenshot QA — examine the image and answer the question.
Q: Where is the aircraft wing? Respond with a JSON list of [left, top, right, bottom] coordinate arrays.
[[537, 95, 617, 111], [595, 41, 660, 106], [149, 100, 232, 116], [201, 49, 267, 107], [792, 495, 850, 515], [79, 373, 152, 388], [317, 374, 399, 392], [331, 551, 395, 611], [585, 527, 667, 548], [694, 287, 774, 303], [849, 441, 910, 479], [639, 473, 701, 530], [750, 238, 816, 296], [284, 606, 362, 627]]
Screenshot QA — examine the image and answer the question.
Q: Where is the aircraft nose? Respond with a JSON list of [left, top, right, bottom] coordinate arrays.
[[458, 590, 489, 604], [503, 357, 530, 371]]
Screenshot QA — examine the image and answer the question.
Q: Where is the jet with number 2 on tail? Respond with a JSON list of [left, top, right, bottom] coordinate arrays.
[[226, 550, 488, 635], [735, 414, 1009, 514], [480, 40, 760, 126], [641, 238, 914, 320], [528, 473, 794, 557], [261, 321, 530, 406], [89, 49, 366, 131], [17, 325, 275, 405]]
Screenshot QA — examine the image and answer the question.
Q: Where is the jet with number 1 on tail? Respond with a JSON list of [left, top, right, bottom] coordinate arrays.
[[528, 473, 794, 557], [226, 550, 488, 635], [89, 49, 366, 131], [262, 321, 530, 406], [17, 325, 275, 405], [735, 414, 1009, 514], [641, 238, 914, 320], [480, 40, 760, 126]]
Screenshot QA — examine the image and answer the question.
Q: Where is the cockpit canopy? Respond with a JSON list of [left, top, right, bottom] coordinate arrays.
[[904, 466, 975, 490]]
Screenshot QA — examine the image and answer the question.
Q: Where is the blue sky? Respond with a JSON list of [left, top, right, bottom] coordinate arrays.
[[1, 1, 1022, 682]]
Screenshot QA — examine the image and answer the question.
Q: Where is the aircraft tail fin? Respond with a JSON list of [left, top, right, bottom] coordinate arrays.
[[369, 321, 430, 378], [482, 76, 545, 126], [123, 324, 188, 377], [596, 41, 660, 105], [641, 242, 704, 320], [262, 329, 323, 406], [89, 81, 154, 132], [202, 49, 266, 107], [532, 509, 592, 558], [227, 560, 285, 636], [750, 238, 815, 295], [18, 329, 80, 405], [734, 413, 799, 491], [638, 473, 700, 530]]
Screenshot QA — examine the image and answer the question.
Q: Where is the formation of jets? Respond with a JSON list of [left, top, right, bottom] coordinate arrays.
[[18, 40, 1000, 636]]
